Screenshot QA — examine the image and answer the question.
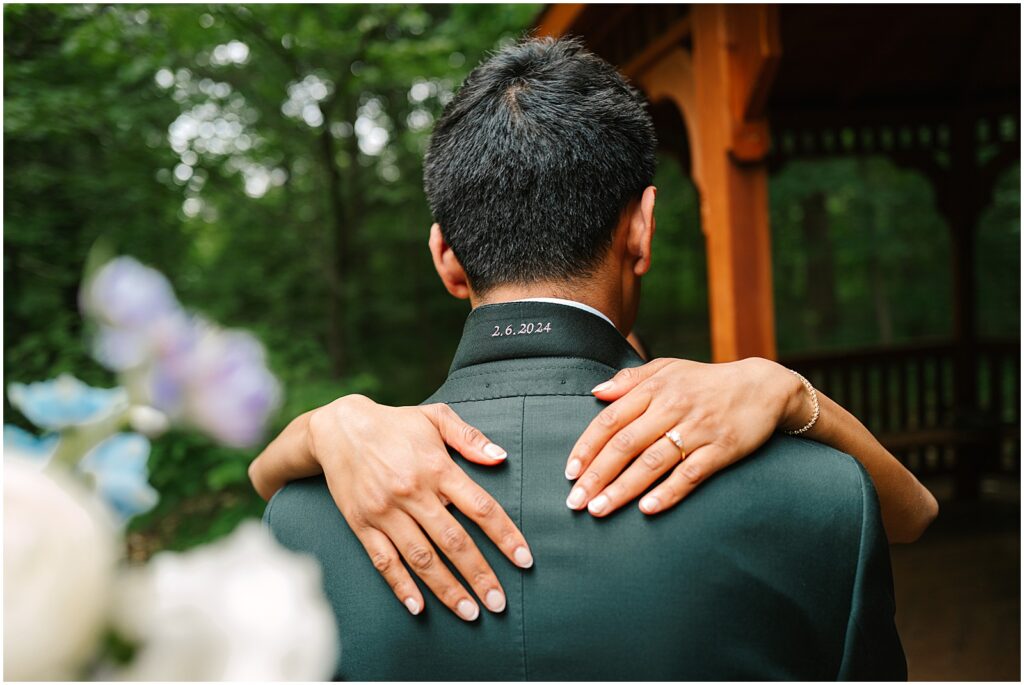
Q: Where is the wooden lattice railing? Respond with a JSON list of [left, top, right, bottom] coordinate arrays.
[[782, 340, 1021, 482]]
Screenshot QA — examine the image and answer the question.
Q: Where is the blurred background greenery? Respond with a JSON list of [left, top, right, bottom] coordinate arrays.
[[4, 4, 1019, 556]]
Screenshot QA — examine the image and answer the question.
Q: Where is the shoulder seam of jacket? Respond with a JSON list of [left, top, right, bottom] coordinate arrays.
[[263, 488, 279, 527], [448, 361, 619, 381], [445, 391, 600, 404]]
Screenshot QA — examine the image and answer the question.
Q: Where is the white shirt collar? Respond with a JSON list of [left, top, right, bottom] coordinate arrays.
[[513, 297, 615, 328]]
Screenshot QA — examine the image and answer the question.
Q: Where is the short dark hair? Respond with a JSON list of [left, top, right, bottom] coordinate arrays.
[[423, 37, 657, 294]]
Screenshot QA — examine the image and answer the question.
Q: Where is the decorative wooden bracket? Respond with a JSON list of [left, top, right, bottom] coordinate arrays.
[[723, 5, 781, 162]]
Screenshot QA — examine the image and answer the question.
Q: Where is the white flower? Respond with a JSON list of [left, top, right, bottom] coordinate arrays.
[[3, 456, 119, 681], [128, 405, 171, 438], [110, 521, 338, 681]]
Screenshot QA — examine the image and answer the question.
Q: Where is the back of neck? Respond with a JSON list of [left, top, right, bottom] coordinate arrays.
[[472, 280, 625, 332]]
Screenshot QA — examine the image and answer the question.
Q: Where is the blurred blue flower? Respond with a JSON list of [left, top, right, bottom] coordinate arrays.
[[7, 375, 129, 431], [3, 425, 59, 464], [79, 256, 180, 330], [78, 432, 158, 521]]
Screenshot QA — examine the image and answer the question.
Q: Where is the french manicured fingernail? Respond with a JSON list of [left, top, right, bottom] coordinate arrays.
[[404, 597, 421, 615], [485, 589, 506, 613], [565, 458, 582, 480], [483, 443, 507, 460], [588, 494, 609, 515], [513, 545, 534, 568], [591, 381, 613, 393], [640, 496, 660, 513], [566, 486, 586, 509], [457, 599, 479, 621]]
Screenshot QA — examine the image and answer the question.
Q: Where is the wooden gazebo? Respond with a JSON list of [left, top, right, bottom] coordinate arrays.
[[537, 4, 1020, 493]]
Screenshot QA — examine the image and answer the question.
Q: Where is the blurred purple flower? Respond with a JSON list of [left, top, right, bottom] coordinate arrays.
[[183, 328, 281, 448], [79, 257, 180, 330], [141, 314, 205, 413], [7, 375, 128, 431], [92, 327, 154, 372], [79, 433, 158, 522], [80, 256, 282, 448], [139, 319, 281, 448]]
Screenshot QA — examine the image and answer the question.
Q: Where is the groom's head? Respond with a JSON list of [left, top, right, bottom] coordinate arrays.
[[423, 37, 658, 329]]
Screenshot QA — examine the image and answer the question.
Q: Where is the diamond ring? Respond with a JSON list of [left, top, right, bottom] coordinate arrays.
[[664, 429, 686, 460]]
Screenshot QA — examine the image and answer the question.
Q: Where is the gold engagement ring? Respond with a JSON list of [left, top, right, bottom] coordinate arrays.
[[664, 429, 686, 460]]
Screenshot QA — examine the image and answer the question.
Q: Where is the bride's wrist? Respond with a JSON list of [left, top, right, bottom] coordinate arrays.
[[303, 408, 322, 464], [308, 394, 378, 467], [776, 364, 810, 433], [740, 357, 803, 430]]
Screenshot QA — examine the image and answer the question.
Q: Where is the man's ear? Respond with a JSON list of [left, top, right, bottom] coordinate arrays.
[[428, 223, 472, 299], [626, 185, 657, 276]]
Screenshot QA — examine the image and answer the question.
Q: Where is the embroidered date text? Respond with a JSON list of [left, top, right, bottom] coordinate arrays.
[[491, 321, 553, 338]]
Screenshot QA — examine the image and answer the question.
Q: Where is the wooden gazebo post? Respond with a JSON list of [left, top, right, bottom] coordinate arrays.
[[679, 4, 780, 362], [539, 5, 782, 362], [538, 3, 1021, 494]]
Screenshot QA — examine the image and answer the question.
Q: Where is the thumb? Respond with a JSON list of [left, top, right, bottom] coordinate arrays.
[[591, 357, 674, 400], [423, 403, 507, 465]]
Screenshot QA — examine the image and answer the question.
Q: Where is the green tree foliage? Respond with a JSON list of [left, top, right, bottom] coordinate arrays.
[[770, 157, 1020, 353], [5, 4, 1019, 553], [5, 3, 539, 553], [977, 163, 1021, 339], [634, 156, 710, 361]]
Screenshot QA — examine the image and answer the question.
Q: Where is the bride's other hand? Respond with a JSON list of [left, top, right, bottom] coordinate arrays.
[[564, 357, 809, 516], [250, 395, 532, 621]]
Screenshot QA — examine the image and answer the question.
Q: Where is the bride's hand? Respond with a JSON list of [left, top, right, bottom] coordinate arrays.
[[564, 357, 809, 516], [294, 396, 532, 620]]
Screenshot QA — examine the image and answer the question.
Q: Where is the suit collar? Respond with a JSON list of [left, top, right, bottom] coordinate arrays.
[[511, 297, 615, 327], [448, 301, 643, 375]]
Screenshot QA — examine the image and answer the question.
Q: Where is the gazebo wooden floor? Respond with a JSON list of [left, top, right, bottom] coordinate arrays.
[[891, 475, 1020, 681]]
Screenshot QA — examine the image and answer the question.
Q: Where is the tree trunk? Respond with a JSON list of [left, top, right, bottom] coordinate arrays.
[[861, 161, 894, 345], [868, 217, 894, 345], [799, 191, 838, 346], [319, 125, 349, 377]]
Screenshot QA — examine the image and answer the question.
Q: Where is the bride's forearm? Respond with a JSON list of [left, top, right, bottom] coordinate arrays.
[[782, 381, 939, 543], [249, 410, 323, 501]]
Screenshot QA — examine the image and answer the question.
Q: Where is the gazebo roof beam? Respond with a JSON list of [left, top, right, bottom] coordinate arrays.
[[621, 15, 692, 79], [585, 5, 634, 51], [768, 104, 1020, 129], [535, 4, 585, 39]]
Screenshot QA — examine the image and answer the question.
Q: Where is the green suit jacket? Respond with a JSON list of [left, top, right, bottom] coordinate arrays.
[[265, 301, 906, 681]]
